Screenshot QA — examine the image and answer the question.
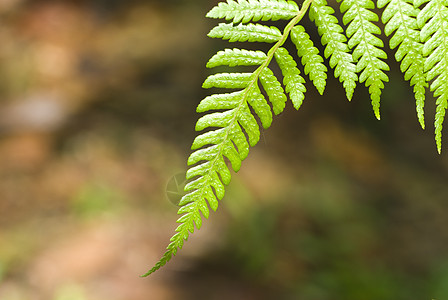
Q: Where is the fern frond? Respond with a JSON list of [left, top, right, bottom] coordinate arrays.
[[416, 0, 448, 152], [144, 0, 318, 276], [338, 0, 389, 119], [208, 23, 282, 43], [145, 0, 448, 277], [309, 0, 358, 100], [291, 25, 328, 95], [378, 0, 427, 128], [274, 47, 307, 109], [206, 0, 299, 23], [142, 88, 262, 277]]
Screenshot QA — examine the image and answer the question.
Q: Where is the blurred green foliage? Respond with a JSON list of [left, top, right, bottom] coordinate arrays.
[[71, 183, 125, 219]]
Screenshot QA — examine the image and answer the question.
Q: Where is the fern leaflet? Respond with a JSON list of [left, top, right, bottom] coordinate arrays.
[[338, 0, 389, 119], [259, 68, 288, 115], [309, 0, 358, 100], [274, 47, 307, 110], [206, 0, 300, 23], [416, 0, 448, 153], [378, 0, 427, 129], [208, 23, 282, 43], [290, 25, 328, 95], [207, 49, 268, 67]]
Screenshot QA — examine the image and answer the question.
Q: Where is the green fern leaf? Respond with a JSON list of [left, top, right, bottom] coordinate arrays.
[[378, 0, 427, 129], [207, 49, 267, 68], [291, 25, 328, 95], [206, 0, 299, 23], [237, 101, 263, 146], [259, 68, 288, 115], [309, 0, 358, 100], [208, 23, 282, 43], [417, 0, 448, 152], [338, 0, 389, 119], [274, 47, 307, 110], [248, 85, 274, 128], [197, 91, 244, 112], [202, 73, 254, 89]]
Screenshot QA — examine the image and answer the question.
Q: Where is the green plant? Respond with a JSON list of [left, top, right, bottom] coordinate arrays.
[[142, 0, 448, 276]]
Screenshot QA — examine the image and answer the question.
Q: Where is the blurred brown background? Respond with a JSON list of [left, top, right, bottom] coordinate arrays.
[[0, 0, 448, 299]]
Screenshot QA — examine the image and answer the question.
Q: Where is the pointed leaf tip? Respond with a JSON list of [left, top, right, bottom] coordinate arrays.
[[317, 86, 325, 95], [347, 92, 353, 102], [419, 120, 425, 130]]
